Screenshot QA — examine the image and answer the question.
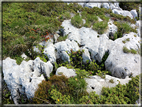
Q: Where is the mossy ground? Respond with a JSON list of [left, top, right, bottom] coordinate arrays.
[[2, 2, 141, 104]]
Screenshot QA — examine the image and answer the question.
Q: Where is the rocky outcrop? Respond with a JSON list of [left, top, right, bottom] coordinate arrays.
[[55, 39, 79, 62], [105, 32, 141, 78], [85, 75, 131, 95], [3, 57, 53, 104], [43, 43, 56, 64], [56, 66, 77, 78]]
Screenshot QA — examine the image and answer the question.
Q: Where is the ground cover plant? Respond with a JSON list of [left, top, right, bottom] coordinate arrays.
[[123, 46, 137, 54], [30, 73, 141, 104], [2, 2, 141, 105]]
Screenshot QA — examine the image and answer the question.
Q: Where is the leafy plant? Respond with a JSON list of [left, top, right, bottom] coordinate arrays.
[[71, 14, 83, 28], [57, 34, 68, 42], [50, 89, 71, 104], [92, 21, 108, 34]]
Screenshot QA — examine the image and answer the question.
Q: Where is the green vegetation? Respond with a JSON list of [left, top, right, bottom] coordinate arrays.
[[113, 21, 137, 38], [92, 21, 108, 34], [32, 75, 88, 104], [2, 2, 141, 104], [123, 46, 137, 54], [130, 49, 137, 54], [57, 34, 68, 42], [2, 80, 14, 104], [71, 14, 84, 28], [31, 73, 141, 104]]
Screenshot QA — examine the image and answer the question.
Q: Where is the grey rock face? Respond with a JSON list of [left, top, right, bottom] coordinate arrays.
[[102, 3, 110, 9], [82, 48, 91, 64], [43, 43, 56, 64], [105, 32, 141, 78], [56, 66, 77, 78], [85, 75, 131, 95], [112, 9, 133, 19], [55, 39, 79, 62], [3, 57, 53, 104], [62, 20, 141, 79], [130, 9, 138, 19]]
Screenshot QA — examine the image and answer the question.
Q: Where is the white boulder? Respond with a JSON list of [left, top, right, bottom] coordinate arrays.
[[84, 3, 102, 8], [122, 10, 133, 19], [130, 9, 138, 19], [56, 66, 76, 78], [43, 43, 56, 63], [85, 74, 131, 95], [102, 3, 110, 9], [112, 9, 133, 19], [105, 32, 141, 78], [55, 39, 79, 62], [82, 48, 91, 64]]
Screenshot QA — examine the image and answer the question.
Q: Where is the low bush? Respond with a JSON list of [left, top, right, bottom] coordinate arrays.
[[83, 14, 98, 28], [92, 21, 108, 34], [113, 21, 137, 38], [71, 14, 84, 28], [50, 89, 71, 104], [57, 34, 68, 42]]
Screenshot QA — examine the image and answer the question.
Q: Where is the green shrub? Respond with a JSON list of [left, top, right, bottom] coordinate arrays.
[[83, 14, 98, 28], [113, 32, 118, 40], [32, 80, 52, 104], [89, 91, 100, 104], [99, 15, 109, 22], [113, 22, 137, 38], [92, 21, 108, 34], [71, 14, 83, 28], [79, 95, 93, 104], [63, 11, 71, 19], [69, 49, 84, 68], [123, 46, 130, 53], [50, 89, 71, 104], [57, 34, 68, 42], [68, 75, 88, 103]]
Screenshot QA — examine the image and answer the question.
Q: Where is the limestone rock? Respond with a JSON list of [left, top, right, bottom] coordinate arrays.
[[82, 48, 91, 64], [55, 39, 79, 62], [56, 66, 76, 78], [84, 3, 102, 8], [21, 53, 27, 60], [43, 43, 56, 63], [3, 57, 53, 104], [105, 32, 141, 78], [85, 75, 131, 95], [112, 9, 133, 19], [102, 3, 110, 9], [130, 9, 138, 19]]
